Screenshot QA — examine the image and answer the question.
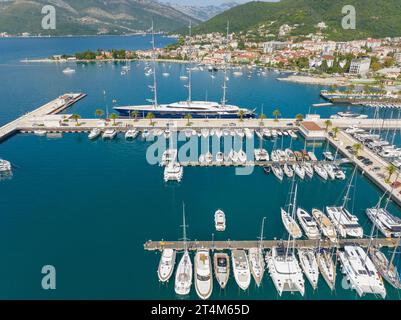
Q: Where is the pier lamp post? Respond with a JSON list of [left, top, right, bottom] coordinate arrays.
[[212, 233, 215, 252]]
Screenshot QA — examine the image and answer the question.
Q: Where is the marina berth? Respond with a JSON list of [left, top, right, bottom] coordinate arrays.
[[316, 249, 336, 291], [194, 250, 213, 300], [296, 208, 320, 240], [214, 253, 230, 289], [338, 246, 386, 299], [365, 208, 401, 238], [266, 246, 305, 296], [231, 250, 251, 291], [158, 249, 176, 283], [298, 249, 319, 290]]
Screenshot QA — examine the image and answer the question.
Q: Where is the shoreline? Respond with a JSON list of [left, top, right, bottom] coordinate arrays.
[[277, 75, 351, 86]]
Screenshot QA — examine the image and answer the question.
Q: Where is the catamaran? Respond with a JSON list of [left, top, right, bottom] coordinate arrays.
[[175, 204, 193, 296], [214, 253, 230, 289], [298, 249, 319, 290], [114, 23, 255, 120], [338, 246, 386, 299], [231, 250, 251, 291], [158, 249, 176, 283], [366, 207, 401, 238], [194, 249, 213, 300], [296, 208, 320, 240], [164, 162, 183, 183], [266, 246, 305, 296]]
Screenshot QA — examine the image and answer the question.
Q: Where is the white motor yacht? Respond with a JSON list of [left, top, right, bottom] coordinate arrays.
[[125, 129, 138, 140], [338, 246, 386, 299], [102, 129, 117, 140], [214, 253, 230, 289], [158, 249, 176, 282], [232, 250, 251, 291], [164, 163, 183, 182], [254, 149, 269, 161], [237, 150, 247, 164], [366, 208, 401, 238], [312, 209, 337, 242], [298, 249, 319, 290], [323, 151, 335, 161], [194, 250, 213, 300], [0, 159, 12, 172], [214, 210, 226, 232], [296, 208, 320, 239], [266, 246, 305, 296], [162, 149, 178, 166], [88, 128, 102, 140]]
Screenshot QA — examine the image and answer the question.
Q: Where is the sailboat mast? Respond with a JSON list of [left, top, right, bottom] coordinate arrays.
[[258, 217, 266, 250], [221, 21, 229, 108], [151, 21, 158, 108], [342, 166, 357, 208], [187, 22, 192, 103], [182, 203, 188, 251]]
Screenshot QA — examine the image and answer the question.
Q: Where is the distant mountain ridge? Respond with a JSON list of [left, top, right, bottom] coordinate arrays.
[[0, 0, 200, 35], [194, 0, 401, 41], [161, 1, 238, 22]]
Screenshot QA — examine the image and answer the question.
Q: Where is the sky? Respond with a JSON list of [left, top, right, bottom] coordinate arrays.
[[160, 0, 277, 6]]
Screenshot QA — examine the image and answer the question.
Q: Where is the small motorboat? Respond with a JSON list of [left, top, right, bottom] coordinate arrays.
[[215, 209, 226, 232]]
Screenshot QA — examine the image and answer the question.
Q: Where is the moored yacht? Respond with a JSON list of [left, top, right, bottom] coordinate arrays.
[[298, 249, 319, 290], [293, 163, 305, 180], [102, 129, 117, 140], [338, 246, 386, 299], [164, 162, 183, 182], [312, 209, 337, 242], [283, 163, 294, 178], [231, 250, 251, 291], [158, 249, 176, 283], [314, 164, 328, 180], [326, 206, 364, 238], [215, 209, 226, 232], [323, 163, 335, 180], [248, 248, 265, 287], [368, 247, 401, 289], [316, 249, 336, 291], [266, 246, 305, 296], [88, 128, 102, 140], [214, 253, 230, 289], [296, 208, 320, 240], [272, 164, 284, 181], [303, 163, 314, 179], [0, 159, 12, 172], [366, 208, 401, 238], [194, 250, 213, 300], [125, 128, 139, 140], [281, 208, 303, 239], [254, 149, 269, 161]]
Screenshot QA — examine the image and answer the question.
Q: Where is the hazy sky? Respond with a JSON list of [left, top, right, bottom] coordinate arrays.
[[160, 0, 277, 6]]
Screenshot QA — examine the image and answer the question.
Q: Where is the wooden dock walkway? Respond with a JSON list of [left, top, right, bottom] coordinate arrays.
[[0, 93, 86, 142], [144, 237, 399, 251]]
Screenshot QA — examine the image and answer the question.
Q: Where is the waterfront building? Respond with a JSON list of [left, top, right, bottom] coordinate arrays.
[[349, 57, 371, 75]]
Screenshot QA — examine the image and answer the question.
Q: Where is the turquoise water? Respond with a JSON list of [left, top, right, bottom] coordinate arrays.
[[0, 37, 400, 300]]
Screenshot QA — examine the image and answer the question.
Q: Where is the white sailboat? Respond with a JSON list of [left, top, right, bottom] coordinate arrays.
[[158, 248, 176, 282], [231, 250, 251, 291], [248, 217, 266, 287], [175, 204, 193, 296], [194, 249, 213, 300], [281, 184, 303, 239], [314, 164, 328, 180], [312, 209, 337, 242], [298, 249, 319, 290], [316, 249, 336, 291], [272, 164, 284, 181]]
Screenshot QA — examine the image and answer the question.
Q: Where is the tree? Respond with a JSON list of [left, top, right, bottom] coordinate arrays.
[[324, 120, 333, 132], [295, 114, 304, 122], [184, 114, 192, 126], [352, 143, 363, 157], [146, 112, 155, 125], [71, 114, 81, 125], [385, 164, 397, 183], [272, 109, 281, 122], [110, 113, 118, 125], [331, 127, 340, 139], [238, 110, 246, 122], [95, 109, 104, 119], [130, 110, 139, 121]]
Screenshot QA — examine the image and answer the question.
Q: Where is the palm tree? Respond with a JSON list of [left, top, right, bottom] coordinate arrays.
[[110, 113, 118, 126], [385, 164, 397, 183], [184, 114, 192, 126], [146, 112, 155, 125], [95, 109, 104, 119], [259, 113, 267, 126], [295, 114, 304, 123], [331, 127, 340, 139], [324, 119, 332, 132], [130, 110, 139, 122], [238, 110, 246, 122], [352, 143, 363, 157], [71, 114, 81, 125], [272, 109, 281, 122]]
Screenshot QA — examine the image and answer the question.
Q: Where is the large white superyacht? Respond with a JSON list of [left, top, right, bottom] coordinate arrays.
[[338, 246, 386, 299]]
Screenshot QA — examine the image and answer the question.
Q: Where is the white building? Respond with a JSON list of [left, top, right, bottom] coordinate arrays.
[[349, 58, 371, 75]]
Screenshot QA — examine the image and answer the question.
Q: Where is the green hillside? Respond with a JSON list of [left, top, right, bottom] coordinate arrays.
[[194, 0, 401, 41], [0, 0, 199, 35]]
